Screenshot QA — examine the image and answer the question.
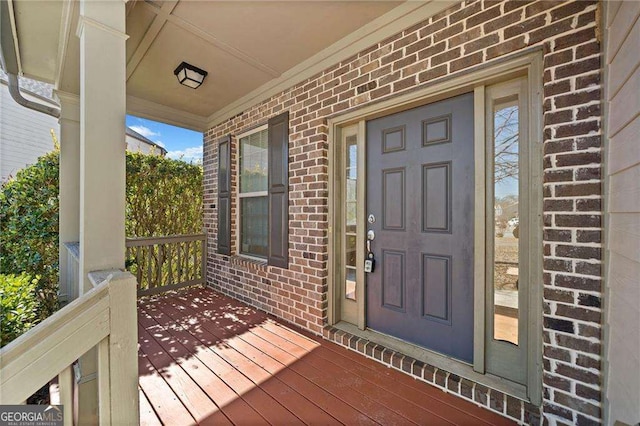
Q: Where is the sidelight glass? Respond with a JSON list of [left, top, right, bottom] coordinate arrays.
[[345, 135, 358, 300], [492, 96, 520, 345]]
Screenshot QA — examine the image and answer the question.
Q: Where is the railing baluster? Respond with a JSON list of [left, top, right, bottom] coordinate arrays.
[[157, 244, 164, 288], [146, 246, 153, 291], [167, 242, 173, 285], [185, 240, 190, 280], [192, 240, 197, 281], [58, 365, 73, 426], [185, 241, 189, 281], [98, 337, 111, 425], [177, 241, 182, 284], [135, 246, 142, 289]]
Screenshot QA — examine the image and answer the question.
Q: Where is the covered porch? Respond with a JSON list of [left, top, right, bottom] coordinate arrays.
[[5, 0, 638, 424], [137, 286, 514, 426]]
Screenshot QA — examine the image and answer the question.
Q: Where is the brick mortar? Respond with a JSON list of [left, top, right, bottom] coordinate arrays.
[[203, 1, 604, 424]]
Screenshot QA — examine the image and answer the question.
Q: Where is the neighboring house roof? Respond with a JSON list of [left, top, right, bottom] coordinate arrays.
[[125, 127, 167, 155]]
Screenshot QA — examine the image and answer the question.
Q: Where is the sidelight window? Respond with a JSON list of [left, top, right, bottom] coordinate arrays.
[[344, 134, 358, 300], [484, 77, 532, 387], [491, 96, 520, 345]]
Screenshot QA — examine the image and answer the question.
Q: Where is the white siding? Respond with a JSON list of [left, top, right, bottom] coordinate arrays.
[[605, 1, 640, 425], [0, 83, 59, 182], [125, 135, 161, 155]]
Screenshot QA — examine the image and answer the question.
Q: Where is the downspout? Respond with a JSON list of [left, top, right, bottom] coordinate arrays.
[[0, 0, 60, 118], [3, 73, 61, 118]]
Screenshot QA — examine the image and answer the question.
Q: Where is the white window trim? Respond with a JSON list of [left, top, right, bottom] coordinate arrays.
[[236, 124, 269, 261]]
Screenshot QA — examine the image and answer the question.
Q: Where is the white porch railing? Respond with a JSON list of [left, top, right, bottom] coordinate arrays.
[[126, 233, 207, 297], [0, 270, 138, 425]]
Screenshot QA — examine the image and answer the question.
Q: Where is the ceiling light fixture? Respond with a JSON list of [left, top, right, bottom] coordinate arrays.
[[173, 61, 208, 89]]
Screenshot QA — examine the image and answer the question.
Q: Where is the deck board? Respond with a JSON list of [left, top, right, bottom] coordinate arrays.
[[139, 388, 162, 426], [138, 287, 516, 426], [142, 294, 306, 425]]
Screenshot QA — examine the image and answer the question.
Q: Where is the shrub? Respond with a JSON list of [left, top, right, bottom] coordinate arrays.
[[0, 149, 203, 324], [0, 151, 60, 317], [0, 274, 40, 347]]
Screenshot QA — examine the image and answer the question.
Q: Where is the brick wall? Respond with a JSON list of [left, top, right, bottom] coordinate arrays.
[[203, 1, 603, 424]]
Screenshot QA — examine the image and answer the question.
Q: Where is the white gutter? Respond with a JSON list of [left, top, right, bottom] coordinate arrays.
[[0, 0, 60, 118]]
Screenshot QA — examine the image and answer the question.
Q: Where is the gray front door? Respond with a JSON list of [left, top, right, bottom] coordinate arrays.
[[366, 93, 474, 363]]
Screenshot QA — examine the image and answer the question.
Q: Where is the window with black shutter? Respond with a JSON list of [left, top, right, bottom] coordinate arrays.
[[217, 112, 289, 269]]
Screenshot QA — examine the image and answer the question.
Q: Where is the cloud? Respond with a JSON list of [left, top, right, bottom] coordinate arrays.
[[167, 146, 203, 163], [154, 140, 166, 148], [130, 125, 160, 139]]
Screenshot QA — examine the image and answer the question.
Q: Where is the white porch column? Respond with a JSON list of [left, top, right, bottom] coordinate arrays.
[[78, 0, 128, 293], [75, 2, 131, 424], [55, 92, 80, 303]]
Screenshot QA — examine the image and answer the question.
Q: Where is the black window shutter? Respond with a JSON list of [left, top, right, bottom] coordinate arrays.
[[267, 112, 289, 268], [217, 135, 232, 255]]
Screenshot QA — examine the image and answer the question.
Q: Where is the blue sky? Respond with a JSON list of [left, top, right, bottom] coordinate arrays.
[[126, 115, 203, 163]]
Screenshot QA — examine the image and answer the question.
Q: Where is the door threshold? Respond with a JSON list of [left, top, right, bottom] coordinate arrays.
[[329, 321, 529, 402]]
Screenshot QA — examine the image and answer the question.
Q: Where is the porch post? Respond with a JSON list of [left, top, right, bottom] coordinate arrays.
[[77, 0, 128, 293], [76, 1, 130, 423], [55, 92, 80, 303]]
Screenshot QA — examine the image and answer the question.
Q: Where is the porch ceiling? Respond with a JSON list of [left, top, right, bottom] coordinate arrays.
[[10, 0, 421, 130]]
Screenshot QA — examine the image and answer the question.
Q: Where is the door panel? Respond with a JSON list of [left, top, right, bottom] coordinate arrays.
[[422, 254, 451, 322], [366, 92, 475, 363], [382, 250, 405, 311], [382, 168, 405, 230], [422, 162, 451, 232]]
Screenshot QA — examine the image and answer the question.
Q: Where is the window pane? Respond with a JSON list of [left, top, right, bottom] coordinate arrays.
[[240, 130, 268, 193], [345, 134, 358, 301], [345, 268, 356, 301], [492, 98, 520, 346], [346, 137, 358, 233], [240, 196, 268, 257], [345, 234, 357, 267]]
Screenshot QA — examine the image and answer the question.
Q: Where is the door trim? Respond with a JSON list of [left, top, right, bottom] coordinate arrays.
[[327, 50, 543, 404]]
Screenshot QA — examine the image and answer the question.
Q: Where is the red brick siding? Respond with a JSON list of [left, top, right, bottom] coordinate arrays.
[[203, 1, 603, 424]]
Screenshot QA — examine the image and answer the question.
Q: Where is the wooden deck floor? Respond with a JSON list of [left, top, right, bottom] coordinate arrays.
[[137, 287, 515, 426]]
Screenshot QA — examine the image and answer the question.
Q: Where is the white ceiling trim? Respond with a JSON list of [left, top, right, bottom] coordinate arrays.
[[126, 0, 179, 80], [54, 0, 76, 89], [206, 0, 457, 130], [127, 95, 208, 132], [7, 0, 23, 75], [76, 15, 129, 40]]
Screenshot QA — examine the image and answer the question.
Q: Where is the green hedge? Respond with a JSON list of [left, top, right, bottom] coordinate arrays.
[[0, 273, 40, 347], [126, 152, 202, 237], [1, 151, 59, 317], [0, 149, 203, 327]]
